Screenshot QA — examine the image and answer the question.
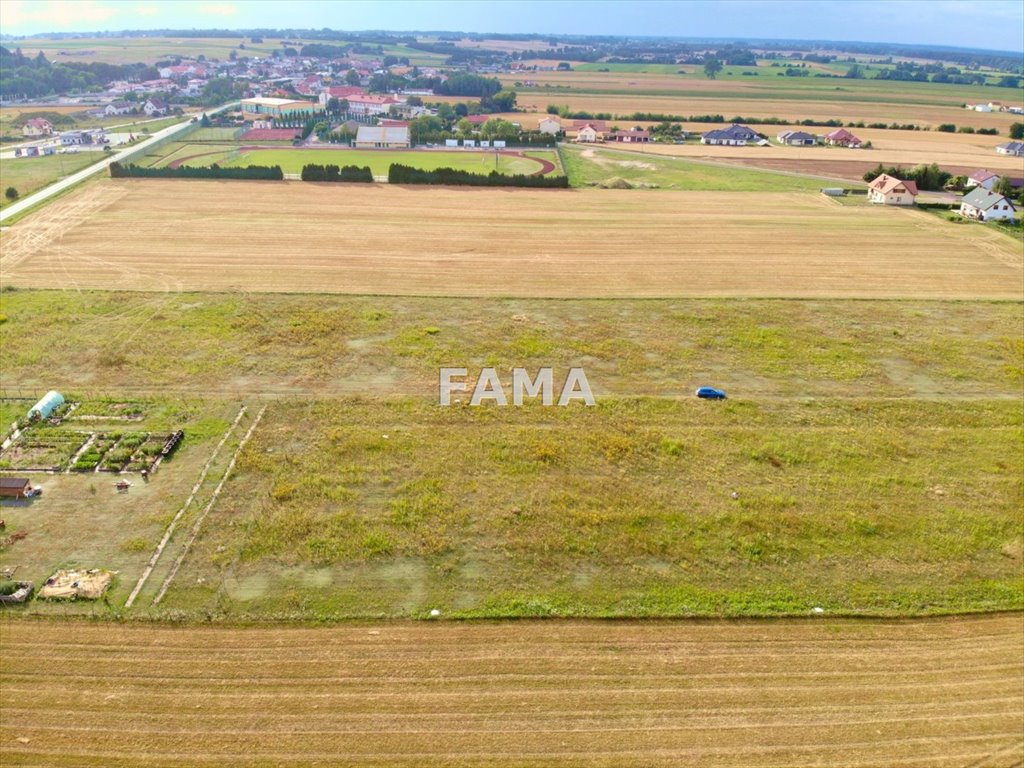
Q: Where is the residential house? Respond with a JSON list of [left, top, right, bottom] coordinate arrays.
[[701, 123, 761, 146], [995, 141, 1024, 157], [353, 125, 410, 148], [776, 130, 817, 146], [965, 170, 1000, 191], [574, 124, 602, 143], [572, 119, 608, 132], [105, 100, 134, 116], [608, 127, 651, 143], [959, 187, 1017, 222], [867, 173, 918, 205], [823, 128, 863, 148], [21, 117, 53, 137], [537, 116, 562, 135], [143, 97, 169, 116]]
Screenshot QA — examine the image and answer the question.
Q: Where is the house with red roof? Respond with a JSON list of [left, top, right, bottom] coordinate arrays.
[[22, 117, 53, 137], [347, 94, 401, 116], [823, 128, 863, 148], [867, 174, 918, 205], [966, 169, 1000, 191]]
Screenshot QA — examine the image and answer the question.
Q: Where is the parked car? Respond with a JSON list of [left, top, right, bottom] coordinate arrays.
[[696, 387, 727, 399]]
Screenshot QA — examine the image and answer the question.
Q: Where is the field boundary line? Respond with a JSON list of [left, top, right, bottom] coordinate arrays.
[[153, 404, 267, 606], [124, 404, 247, 608]]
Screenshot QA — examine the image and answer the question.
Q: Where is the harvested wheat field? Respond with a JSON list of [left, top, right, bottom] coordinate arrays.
[[1, 180, 1021, 299], [608, 127, 1024, 176], [1, 616, 1021, 767]]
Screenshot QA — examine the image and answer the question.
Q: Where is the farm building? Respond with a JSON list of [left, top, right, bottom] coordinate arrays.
[[575, 124, 602, 143], [143, 97, 169, 116], [21, 118, 53, 137], [823, 128, 863, 147], [59, 130, 96, 146], [0, 477, 32, 499], [959, 188, 1017, 222], [240, 98, 316, 119], [995, 141, 1024, 157], [966, 170, 1000, 191], [354, 125, 411, 149], [776, 130, 817, 146], [867, 174, 918, 205], [701, 124, 761, 146], [105, 100, 134, 116], [27, 391, 64, 421], [538, 117, 562, 135], [608, 128, 651, 143]]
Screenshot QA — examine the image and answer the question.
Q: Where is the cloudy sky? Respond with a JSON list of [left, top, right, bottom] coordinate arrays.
[[2, 0, 1022, 52]]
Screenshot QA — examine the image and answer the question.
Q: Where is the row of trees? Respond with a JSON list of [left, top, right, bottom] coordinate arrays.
[[863, 163, 950, 191], [300, 164, 373, 182], [388, 164, 568, 188], [110, 162, 284, 180]]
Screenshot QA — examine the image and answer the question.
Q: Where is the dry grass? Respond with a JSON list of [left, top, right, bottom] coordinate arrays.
[[1, 615, 1021, 767], [1, 180, 1020, 299]]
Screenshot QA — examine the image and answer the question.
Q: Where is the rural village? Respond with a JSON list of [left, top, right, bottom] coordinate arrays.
[[0, 6, 1022, 767]]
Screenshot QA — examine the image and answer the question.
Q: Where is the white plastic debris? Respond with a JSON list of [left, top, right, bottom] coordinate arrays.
[[812, 606, 825, 614], [429, 609, 441, 617]]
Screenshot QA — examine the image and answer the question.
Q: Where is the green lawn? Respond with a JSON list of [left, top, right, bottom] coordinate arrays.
[[158, 395, 1023, 620], [147, 143, 561, 176], [0, 152, 103, 209], [559, 144, 840, 190]]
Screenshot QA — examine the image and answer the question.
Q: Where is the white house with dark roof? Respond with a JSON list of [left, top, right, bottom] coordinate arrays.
[[143, 97, 169, 116], [776, 130, 817, 146], [701, 123, 761, 146], [105, 100, 134, 116], [995, 141, 1024, 157], [959, 188, 1017, 222]]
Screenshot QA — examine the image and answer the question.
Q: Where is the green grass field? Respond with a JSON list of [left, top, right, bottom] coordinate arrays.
[[559, 144, 845, 189], [2, 292, 1020, 399], [0, 290, 1020, 619], [0, 152, 103, 209], [144, 142, 561, 176]]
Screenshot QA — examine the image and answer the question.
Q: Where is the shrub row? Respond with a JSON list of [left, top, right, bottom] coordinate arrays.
[[110, 162, 283, 180], [388, 163, 569, 188], [300, 164, 374, 182]]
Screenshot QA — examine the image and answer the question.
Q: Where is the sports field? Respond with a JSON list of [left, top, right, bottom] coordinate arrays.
[[146, 143, 560, 176], [1, 615, 1021, 767], [1, 180, 1020, 299]]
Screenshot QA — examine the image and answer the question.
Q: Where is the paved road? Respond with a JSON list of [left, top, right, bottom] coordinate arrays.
[[0, 103, 236, 224]]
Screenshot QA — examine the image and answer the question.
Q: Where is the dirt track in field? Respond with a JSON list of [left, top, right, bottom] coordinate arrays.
[[1, 615, 1021, 767], [2, 180, 1022, 299]]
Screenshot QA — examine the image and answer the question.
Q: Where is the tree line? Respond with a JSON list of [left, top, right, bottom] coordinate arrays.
[[300, 164, 373, 182], [110, 162, 284, 180]]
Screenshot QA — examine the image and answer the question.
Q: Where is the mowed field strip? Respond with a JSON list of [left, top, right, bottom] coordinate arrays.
[[1, 615, 1021, 767], [1, 179, 1021, 299]]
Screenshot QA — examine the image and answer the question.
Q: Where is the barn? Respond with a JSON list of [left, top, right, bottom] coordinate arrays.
[[0, 477, 32, 499]]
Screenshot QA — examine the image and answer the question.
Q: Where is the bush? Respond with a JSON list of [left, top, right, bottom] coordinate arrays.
[[300, 164, 373, 182], [110, 162, 284, 181], [388, 164, 569, 188], [937, 124, 956, 132], [4, 186, 18, 201]]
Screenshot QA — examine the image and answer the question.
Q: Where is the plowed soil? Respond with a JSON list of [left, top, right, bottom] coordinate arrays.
[[2, 615, 1021, 767]]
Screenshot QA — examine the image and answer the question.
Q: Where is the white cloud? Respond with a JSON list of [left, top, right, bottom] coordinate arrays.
[[134, 3, 160, 16], [0, 0, 117, 28], [198, 2, 237, 16]]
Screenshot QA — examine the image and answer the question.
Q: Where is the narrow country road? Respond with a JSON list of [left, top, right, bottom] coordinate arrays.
[[0, 102, 237, 224]]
